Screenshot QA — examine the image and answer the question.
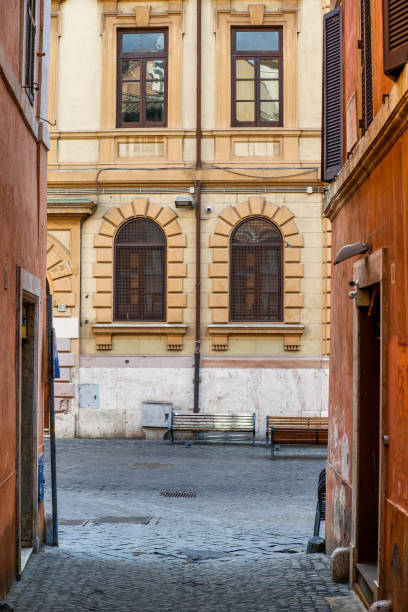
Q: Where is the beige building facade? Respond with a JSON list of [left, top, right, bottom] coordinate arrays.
[[47, 0, 331, 438]]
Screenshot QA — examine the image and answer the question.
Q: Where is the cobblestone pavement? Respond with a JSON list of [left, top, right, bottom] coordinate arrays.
[[5, 440, 356, 612]]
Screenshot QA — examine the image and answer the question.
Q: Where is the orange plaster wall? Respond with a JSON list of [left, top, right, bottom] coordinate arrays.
[[326, 126, 408, 608], [0, 3, 22, 77], [0, 60, 47, 600]]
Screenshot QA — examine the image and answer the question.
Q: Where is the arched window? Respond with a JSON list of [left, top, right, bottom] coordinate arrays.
[[114, 218, 166, 321], [230, 217, 283, 322]]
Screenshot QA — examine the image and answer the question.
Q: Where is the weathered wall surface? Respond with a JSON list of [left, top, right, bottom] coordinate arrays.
[[55, 356, 328, 437], [0, 2, 49, 599], [325, 49, 408, 607]]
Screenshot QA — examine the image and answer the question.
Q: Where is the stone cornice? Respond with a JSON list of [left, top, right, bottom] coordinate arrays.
[[92, 323, 188, 351], [47, 199, 96, 217], [208, 323, 304, 351], [324, 65, 408, 221]]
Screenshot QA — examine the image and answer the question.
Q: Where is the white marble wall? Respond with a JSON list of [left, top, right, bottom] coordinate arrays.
[[55, 363, 329, 438]]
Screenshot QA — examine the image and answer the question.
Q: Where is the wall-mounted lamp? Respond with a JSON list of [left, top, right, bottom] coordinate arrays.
[[334, 241, 371, 265], [175, 196, 195, 209]]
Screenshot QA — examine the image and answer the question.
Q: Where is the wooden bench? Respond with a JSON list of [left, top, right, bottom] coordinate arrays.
[[169, 412, 256, 445], [266, 416, 328, 459]]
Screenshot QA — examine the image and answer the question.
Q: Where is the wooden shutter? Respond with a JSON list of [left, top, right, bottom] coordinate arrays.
[[360, 0, 373, 132], [383, 0, 408, 75], [322, 8, 343, 182]]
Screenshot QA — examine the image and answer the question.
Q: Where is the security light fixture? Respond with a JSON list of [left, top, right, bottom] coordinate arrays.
[[334, 241, 371, 265], [175, 196, 195, 209]]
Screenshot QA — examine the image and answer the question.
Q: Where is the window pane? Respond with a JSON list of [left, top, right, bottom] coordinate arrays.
[[122, 81, 141, 99], [236, 101, 255, 122], [236, 30, 279, 51], [122, 102, 140, 123], [146, 60, 165, 80], [236, 58, 255, 78], [146, 100, 165, 122], [122, 60, 141, 79], [260, 80, 279, 100], [146, 81, 165, 98], [122, 32, 165, 53], [236, 80, 255, 100], [260, 101, 279, 122], [260, 58, 279, 79]]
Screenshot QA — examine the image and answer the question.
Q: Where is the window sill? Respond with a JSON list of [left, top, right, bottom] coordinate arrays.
[[207, 323, 304, 351], [92, 323, 188, 351]]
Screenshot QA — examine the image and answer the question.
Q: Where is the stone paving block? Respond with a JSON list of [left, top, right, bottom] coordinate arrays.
[[5, 441, 352, 612]]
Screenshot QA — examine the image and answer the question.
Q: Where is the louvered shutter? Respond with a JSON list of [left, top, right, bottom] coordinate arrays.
[[322, 8, 343, 182], [361, 0, 373, 132], [383, 0, 408, 75]]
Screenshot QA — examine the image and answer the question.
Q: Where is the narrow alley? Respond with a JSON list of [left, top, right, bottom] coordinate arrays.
[[5, 441, 357, 612]]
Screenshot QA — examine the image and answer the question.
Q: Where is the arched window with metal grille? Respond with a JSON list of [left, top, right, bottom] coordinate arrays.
[[114, 218, 166, 321], [230, 217, 283, 322]]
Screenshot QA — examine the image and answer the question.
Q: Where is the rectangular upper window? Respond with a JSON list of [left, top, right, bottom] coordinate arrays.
[[25, 0, 37, 104], [231, 28, 283, 127], [117, 30, 168, 128]]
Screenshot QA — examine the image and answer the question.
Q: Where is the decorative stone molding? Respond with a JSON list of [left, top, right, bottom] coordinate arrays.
[[214, 0, 298, 129], [208, 324, 304, 352], [92, 198, 188, 350], [46, 235, 74, 315], [99, 1, 184, 130], [208, 197, 304, 351], [92, 323, 187, 351]]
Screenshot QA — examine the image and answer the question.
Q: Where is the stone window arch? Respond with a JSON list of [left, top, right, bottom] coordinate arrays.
[[230, 217, 283, 322], [114, 218, 166, 322], [92, 198, 187, 350], [208, 197, 304, 351]]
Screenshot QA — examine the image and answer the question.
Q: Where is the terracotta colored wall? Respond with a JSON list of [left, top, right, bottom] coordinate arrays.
[[340, 0, 393, 158], [326, 125, 408, 607], [0, 12, 47, 598], [0, 3, 22, 77]]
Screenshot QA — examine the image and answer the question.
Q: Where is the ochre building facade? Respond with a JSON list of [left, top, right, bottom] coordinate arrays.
[[47, 0, 331, 438]]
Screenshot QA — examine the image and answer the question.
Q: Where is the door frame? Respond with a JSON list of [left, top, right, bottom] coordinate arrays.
[[15, 267, 42, 576], [350, 248, 388, 600]]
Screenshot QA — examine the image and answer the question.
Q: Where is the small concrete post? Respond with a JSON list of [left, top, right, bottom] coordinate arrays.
[[330, 547, 350, 582]]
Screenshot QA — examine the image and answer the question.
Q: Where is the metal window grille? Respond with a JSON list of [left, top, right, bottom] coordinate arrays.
[[230, 218, 283, 322], [25, 0, 36, 103], [114, 219, 166, 321]]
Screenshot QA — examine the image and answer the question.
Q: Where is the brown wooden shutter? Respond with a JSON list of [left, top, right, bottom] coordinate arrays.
[[383, 0, 408, 76], [322, 8, 343, 182], [360, 0, 373, 132]]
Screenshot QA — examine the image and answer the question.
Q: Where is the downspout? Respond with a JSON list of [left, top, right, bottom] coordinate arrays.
[[193, 0, 202, 413]]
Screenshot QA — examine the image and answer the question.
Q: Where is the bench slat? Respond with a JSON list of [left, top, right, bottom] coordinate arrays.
[[169, 413, 256, 445]]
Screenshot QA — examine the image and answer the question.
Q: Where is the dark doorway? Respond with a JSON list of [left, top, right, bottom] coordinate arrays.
[[19, 299, 38, 556], [355, 284, 381, 604]]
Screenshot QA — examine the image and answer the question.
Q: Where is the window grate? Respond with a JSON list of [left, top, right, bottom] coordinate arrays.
[[114, 218, 166, 322], [25, 0, 37, 103], [230, 218, 283, 322], [160, 490, 197, 498]]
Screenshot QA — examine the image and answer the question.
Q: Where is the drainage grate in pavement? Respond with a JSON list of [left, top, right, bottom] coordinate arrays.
[[94, 516, 152, 525], [131, 463, 171, 469], [160, 490, 197, 498], [59, 519, 88, 526]]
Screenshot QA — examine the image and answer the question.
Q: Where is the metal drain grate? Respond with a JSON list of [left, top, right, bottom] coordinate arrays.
[[132, 463, 171, 469], [94, 516, 152, 525], [160, 490, 197, 498], [59, 519, 88, 526]]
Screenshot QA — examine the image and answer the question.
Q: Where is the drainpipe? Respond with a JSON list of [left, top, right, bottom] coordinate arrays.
[[193, 0, 202, 413]]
